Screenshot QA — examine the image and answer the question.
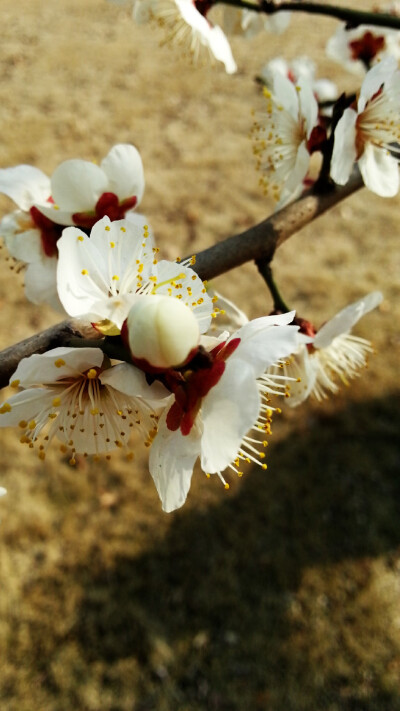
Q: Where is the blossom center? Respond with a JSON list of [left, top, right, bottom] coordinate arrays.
[[349, 31, 385, 66], [165, 337, 240, 436], [72, 192, 137, 229]]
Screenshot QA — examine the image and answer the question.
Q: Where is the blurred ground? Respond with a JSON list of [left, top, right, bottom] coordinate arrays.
[[0, 1, 399, 709]]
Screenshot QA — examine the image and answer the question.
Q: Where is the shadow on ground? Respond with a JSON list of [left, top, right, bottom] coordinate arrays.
[[4, 392, 400, 711]]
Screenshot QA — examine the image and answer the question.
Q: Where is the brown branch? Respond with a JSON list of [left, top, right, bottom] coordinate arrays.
[[220, 0, 400, 30], [0, 171, 363, 389], [193, 171, 363, 280], [0, 321, 103, 390]]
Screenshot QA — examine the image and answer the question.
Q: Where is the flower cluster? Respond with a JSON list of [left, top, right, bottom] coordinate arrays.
[[0, 144, 144, 308], [252, 54, 400, 202], [0, 131, 386, 511], [0, 161, 305, 511]]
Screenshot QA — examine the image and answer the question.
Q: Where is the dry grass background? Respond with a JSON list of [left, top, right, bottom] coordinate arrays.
[[0, 1, 400, 709]]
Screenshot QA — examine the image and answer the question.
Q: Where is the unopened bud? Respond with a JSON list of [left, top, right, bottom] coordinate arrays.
[[126, 295, 200, 369]]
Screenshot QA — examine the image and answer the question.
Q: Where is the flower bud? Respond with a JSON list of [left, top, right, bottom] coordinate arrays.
[[126, 295, 200, 369]]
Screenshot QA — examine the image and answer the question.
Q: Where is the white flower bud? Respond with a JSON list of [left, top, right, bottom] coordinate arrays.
[[126, 295, 200, 369]]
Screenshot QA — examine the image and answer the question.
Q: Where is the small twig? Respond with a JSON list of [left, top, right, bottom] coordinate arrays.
[[256, 261, 291, 312], [193, 168, 363, 281]]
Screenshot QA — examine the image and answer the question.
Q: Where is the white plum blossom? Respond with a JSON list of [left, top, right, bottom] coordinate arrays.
[[56, 215, 214, 336], [330, 57, 400, 197], [128, 0, 237, 73], [0, 488, 6, 497], [252, 73, 320, 203], [327, 23, 400, 74], [36, 143, 144, 227], [259, 56, 338, 105], [0, 347, 168, 461], [274, 292, 383, 406], [0, 165, 61, 308], [223, 7, 290, 38], [0, 144, 145, 308], [148, 312, 299, 512]]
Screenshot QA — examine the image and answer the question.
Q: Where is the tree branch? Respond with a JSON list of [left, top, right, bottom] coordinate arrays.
[[193, 170, 363, 280], [0, 170, 363, 389], [219, 0, 400, 30]]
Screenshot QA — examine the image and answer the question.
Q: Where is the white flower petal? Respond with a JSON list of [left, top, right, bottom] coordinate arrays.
[[100, 144, 145, 204], [283, 139, 310, 196], [358, 143, 399, 197], [314, 292, 383, 348], [100, 362, 170, 403], [3, 220, 42, 262], [24, 258, 64, 311], [200, 357, 260, 473], [149, 406, 201, 512], [206, 24, 237, 74], [12, 347, 104, 387], [0, 388, 53, 425], [56, 226, 110, 319], [51, 160, 108, 213], [206, 289, 249, 335], [33, 203, 74, 226], [358, 55, 397, 112], [297, 77, 319, 137], [273, 73, 299, 120], [232, 312, 298, 377], [330, 109, 357, 186], [0, 165, 50, 210], [89, 215, 154, 286]]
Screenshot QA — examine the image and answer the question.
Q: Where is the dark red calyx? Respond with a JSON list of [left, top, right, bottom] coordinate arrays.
[[165, 337, 241, 436], [293, 316, 316, 339], [30, 206, 64, 258], [194, 0, 213, 17], [349, 31, 385, 66], [307, 125, 327, 155], [72, 192, 137, 229]]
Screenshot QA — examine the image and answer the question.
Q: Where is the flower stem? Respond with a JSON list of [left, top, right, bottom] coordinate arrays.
[[256, 260, 291, 313]]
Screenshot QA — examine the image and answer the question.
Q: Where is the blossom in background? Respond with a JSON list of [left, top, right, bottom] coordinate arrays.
[[129, 0, 237, 73], [0, 346, 168, 461], [0, 144, 145, 308], [252, 72, 320, 203], [272, 292, 383, 407], [56, 215, 214, 336], [330, 57, 400, 197], [327, 23, 400, 73], [223, 7, 291, 39], [0, 165, 62, 308], [259, 56, 338, 106], [148, 312, 299, 512], [0, 488, 6, 497]]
